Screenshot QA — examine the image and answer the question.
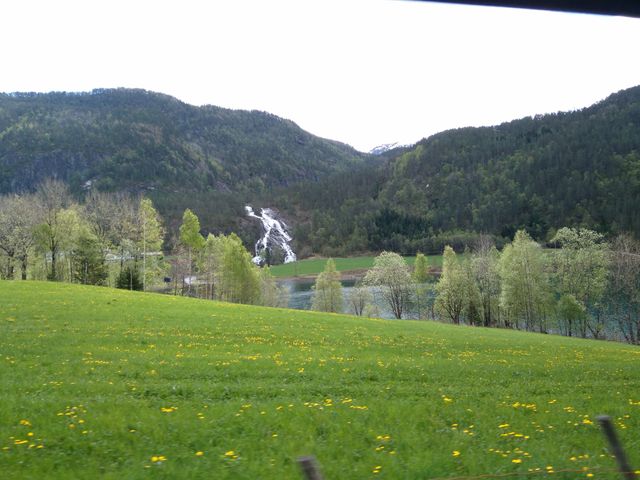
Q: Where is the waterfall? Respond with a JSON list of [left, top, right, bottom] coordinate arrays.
[[245, 206, 297, 265]]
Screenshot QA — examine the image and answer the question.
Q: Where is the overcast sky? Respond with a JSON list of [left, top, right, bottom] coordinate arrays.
[[2, 0, 640, 152]]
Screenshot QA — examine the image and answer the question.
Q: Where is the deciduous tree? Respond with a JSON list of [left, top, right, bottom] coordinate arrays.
[[412, 252, 430, 283], [138, 197, 164, 291], [470, 237, 501, 327], [364, 251, 412, 319], [0, 194, 38, 280], [499, 230, 551, 332], [608, 234, 640, 344], [179, 209, 205, 294], [218, 233, 260, 304], [435, 246, 466, 324], [551, 227, 609, 337], [34, 179, 71, 280], [348, 280, 372, 316], [311, 258, 343, 313]]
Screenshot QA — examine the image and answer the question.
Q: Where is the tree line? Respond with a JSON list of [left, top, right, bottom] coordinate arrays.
[[310, 229, 640, 345], [0, 179, 286, 308]]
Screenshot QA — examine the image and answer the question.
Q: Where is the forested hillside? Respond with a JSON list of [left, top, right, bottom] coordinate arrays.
[[285, 86, 640, 255], [2, 86, 640, 255], [0, 89, 366, 241], [0, 89, 364, 193]]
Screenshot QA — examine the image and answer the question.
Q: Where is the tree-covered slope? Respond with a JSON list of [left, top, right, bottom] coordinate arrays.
[[0, 89, 365, 195], [384, 85, 640, 238], [285, 85, 640, 255]]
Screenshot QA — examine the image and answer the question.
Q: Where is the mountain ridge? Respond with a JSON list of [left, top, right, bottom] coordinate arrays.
[[280, 84, 640, 255], [0, 88, 366, 195]]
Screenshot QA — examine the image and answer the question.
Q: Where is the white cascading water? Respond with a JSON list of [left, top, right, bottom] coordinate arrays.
[[245, 206, 297, 265]]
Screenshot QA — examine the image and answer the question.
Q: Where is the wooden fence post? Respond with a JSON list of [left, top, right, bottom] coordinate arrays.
[[298, 455, 324, 480], [597, 415, 637, 480]]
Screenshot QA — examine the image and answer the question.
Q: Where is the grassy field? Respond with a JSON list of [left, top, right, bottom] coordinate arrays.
[[1, 281, 639, 479], [270, 255, 444, 278]]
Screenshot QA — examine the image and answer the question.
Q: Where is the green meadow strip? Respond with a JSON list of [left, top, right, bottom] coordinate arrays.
[[270, 255, 444, 278], [0, 281, 638, 479]]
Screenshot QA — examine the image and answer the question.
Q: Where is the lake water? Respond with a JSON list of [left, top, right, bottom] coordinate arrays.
[[278, 278, 435, 320]]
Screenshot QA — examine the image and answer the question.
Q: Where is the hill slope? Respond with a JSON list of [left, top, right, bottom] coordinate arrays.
[[1, 281, 638, 478], [284, 85, 640, 255], [0, 89, 365, 195]]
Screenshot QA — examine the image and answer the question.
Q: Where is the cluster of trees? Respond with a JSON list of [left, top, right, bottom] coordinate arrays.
[[0, 179, 164, 287], [171, 209, 287, 307], [0, 179, 286, 309], [0, 89, 363, 229], [311, 230, 640, 344]]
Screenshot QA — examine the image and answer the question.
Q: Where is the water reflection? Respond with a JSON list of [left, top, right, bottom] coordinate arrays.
[[278, 278, 403, 319]]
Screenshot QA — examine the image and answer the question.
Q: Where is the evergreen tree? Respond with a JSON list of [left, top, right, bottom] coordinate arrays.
[[116, 265, 143, 291], [72, 232, 108, 285]]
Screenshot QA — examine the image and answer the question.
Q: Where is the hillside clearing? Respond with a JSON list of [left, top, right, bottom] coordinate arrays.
[[0, 281, 638, 479]]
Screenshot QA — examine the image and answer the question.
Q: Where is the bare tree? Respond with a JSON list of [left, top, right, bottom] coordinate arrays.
[[471, 236, 501, 327], [348, 280, 372, 316]]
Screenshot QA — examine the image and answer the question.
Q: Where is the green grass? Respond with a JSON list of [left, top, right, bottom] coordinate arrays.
[[1, 281, 639, 479], [270, 255, 444, 278]]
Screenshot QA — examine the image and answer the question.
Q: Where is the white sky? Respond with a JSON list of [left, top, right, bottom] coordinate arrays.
[[2, 0, 640, 152]]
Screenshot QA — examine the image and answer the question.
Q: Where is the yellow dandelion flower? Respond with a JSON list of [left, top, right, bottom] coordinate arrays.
[[452, 450, 461, 457], [195, 451, 204, 456], [512, 459, 522, 464]]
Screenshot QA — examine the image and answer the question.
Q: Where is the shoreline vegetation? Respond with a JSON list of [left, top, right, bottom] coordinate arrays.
[[1, 179, 640, 344]]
